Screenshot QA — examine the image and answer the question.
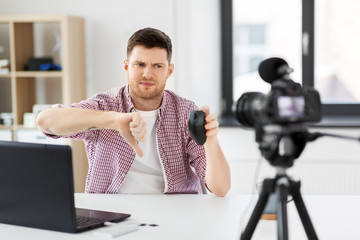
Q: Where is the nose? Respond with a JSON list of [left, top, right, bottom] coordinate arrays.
[[142, 66, 154, 80]]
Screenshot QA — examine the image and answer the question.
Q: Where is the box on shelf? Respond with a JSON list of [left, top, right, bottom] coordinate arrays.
[[33, 104, 53, 116], [0, 59, 10, 74], [23, 112, 36, 128], [0, 113, 14, 126], [0, 59, 10, 67], [0, 130, 12, 141], [22, 104, 54, 128], [0, 69, 9, 74], [17, 129, 66, 145]]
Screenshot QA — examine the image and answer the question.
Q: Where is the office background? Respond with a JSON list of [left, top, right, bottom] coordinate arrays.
[[0, 0, 359, 195]]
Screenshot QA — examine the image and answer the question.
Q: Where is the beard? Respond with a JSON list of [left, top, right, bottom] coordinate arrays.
[[129, 79, 166, 101]]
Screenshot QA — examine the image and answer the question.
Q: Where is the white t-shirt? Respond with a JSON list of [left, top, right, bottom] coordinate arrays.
[[118, 109, 165, 194]]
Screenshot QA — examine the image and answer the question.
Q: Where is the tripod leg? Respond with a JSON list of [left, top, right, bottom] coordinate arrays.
[[276, 178, 289, 240], [291, 181, 318, 240], [240, 179, 274, 240]]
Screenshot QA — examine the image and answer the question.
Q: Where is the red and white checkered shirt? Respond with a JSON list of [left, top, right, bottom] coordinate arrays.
[[46, 86, 207, 194]]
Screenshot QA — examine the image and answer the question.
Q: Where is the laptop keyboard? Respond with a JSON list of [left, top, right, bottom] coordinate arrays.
[[76, 215, 105, 227]]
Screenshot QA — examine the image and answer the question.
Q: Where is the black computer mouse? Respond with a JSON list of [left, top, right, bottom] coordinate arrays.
[[188, 110, 207, 145]]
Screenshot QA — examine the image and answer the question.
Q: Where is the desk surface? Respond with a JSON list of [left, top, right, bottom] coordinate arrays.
[[1, 193, 359, 240]]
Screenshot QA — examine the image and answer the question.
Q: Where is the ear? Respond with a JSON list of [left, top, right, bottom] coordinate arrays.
[[124, 59, 129, 71], [167, 63, 174, 78]]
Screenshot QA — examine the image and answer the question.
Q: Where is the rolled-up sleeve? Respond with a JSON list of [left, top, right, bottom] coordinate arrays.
[[42, 95, 107, 141]]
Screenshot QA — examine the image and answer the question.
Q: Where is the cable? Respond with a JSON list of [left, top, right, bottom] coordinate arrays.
[[239, 153, 264, 234]]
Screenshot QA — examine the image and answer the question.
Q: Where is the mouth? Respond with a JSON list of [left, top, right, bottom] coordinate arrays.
[[140, 81, 155, 88]]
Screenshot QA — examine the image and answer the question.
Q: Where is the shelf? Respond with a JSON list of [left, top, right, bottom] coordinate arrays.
[[0, 15, 87, 193], [0, 72, 63, 78], [0, 124, 13, 130], [15, 71, 63, 78], [0, 15, 69, 23], [14, 125, 37, 130]]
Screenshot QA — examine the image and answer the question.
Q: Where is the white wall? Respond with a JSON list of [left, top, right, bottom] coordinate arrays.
[[1, 0, 359, 195], [0, 0, 221, 113], [219, 127, 360, 195]]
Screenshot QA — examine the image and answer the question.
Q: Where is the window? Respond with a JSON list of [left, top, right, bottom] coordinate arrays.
[[314, 0, 360, 119], [234, 25, 266, 74], [221, 0, 360, 126]]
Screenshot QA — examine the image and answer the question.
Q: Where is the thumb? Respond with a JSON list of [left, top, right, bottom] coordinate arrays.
[[127, 112, 144, 157], [200, 106, 210, 116], [128, 140, 143, 158], [134, 144, 143, 158]]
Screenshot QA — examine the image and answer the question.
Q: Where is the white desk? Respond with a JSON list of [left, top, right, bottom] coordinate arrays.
[[1, 193, 360, 239]]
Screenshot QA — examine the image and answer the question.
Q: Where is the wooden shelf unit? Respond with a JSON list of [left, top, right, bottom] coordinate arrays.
[[0, 15, 88, 192]]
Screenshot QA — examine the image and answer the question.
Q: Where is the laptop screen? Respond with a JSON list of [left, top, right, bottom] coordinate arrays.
[[0, 141, 77, 232]]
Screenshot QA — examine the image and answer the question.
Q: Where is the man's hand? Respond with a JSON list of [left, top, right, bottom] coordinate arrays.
[[36, 107, 147, 157], [200, 106, 219, 142], [199, 106, 231, 197], [116, 112, 147, 157]]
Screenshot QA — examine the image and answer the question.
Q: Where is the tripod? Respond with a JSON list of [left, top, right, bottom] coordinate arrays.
[[240, 126, 320, 240], [239, 123, 360, 239], [240, 167, 318, 240]]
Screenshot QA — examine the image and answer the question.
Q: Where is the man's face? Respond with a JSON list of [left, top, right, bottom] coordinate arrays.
[[124, 45, 174, 101]]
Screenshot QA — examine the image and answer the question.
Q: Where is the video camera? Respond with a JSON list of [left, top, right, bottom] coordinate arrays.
[[236, 58, 360, 240], [233, 57, 322, 128]]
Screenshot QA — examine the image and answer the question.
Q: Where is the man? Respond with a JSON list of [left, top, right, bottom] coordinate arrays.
[[36, 28, 231, 197]]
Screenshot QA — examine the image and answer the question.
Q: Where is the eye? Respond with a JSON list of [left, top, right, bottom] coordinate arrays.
[[155, 64, 162, 68]]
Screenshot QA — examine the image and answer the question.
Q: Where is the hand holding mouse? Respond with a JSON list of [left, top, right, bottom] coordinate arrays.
[[188, 106, 219, 145], [188, 110, 207, 145]]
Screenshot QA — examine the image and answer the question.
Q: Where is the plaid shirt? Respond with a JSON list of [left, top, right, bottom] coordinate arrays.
[[47, 86, 207, 194]]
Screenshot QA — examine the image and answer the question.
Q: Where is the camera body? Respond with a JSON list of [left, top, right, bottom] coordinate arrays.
[[233, 58, 322, 128]]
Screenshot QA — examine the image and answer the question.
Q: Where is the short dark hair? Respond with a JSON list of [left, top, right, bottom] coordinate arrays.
[[127, 27, 172, 62]]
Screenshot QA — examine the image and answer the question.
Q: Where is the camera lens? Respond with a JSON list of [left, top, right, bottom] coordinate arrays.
[[232, 92, 264, 127]]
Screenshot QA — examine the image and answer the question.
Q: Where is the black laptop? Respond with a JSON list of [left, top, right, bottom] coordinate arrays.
[[0, 140, 130, 233]]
